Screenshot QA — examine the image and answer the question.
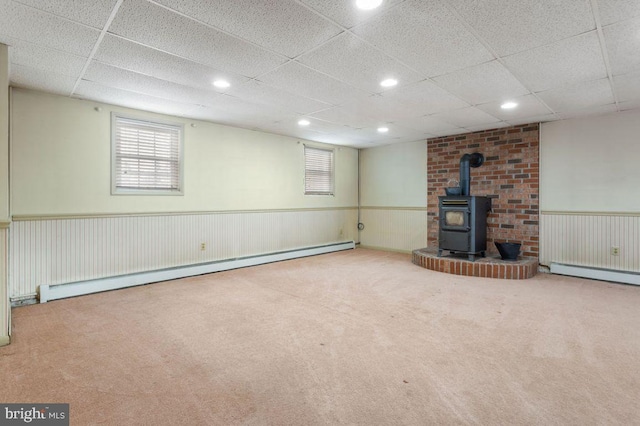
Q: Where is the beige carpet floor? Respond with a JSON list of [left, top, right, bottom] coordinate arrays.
[[1, 248, 639, 425]]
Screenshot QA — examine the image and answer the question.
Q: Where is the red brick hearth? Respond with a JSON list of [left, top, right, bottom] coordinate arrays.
[[413, 248, 537, 279]]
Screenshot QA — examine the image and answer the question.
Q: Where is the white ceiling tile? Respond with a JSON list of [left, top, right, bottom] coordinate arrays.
[[12, 0, 119, 29], [236, 117, 365, 147], [428, 129, 469, 138], [556, 103, 619, 119], [430, 107, 501, 128], [618, 100, 640, 112], [365, 125, 426, 140], [333, 137, 374, 148], [226, 80, 331, 115], [536, 78, 615, 112], [261, 127, 345, 143], [432, 60, 530, 105], [257, 118, 357, 141], [352, 0, 493, 77], [503, 31, 607, 93], [393, 115, 466, 136], [604, 17, 640, 76], [83, 62, 222, 107], [380, 80, 469, 115], [189, 111, 279, 131], [349, 141, 377, 148], [10, 63, 76, 95], [74, 80, 199, 117], [154, 0, 342, 58], [597, 0, 640, 25], [277, 118, 356, 135], [0, 0, 99, 56], [258, 61, 370, 106], [94, 35, 250, 92], [613, 70, 640, 103], [212, 96, 294, 119], [108, 0, 287, 78], [328, 129, 374, 145], [297, 33, 424, 93], [384, 135, 432, 144], [342, 125, 428, 144], [504, 114, 560, 126], [354, 95, 435, 121], [309, 94, 434, 127], [188, 98, 292, 126], [476, 94, 554, 120], [297, 133, 364, 147], [463, 122, 512, 133], [447, 0, 595, 56], [309, 105, 379, 129], [299, 0, 404, 29], [6, 36, 86, 77]]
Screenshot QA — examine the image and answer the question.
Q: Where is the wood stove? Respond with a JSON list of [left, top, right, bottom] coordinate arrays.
[[438, 195, 491, 261], [438, 152, 491, 261]]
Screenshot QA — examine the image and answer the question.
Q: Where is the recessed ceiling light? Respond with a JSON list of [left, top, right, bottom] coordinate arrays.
[[377, 127, 389, 133], [298, 119, 310, 126], [356, 0, 383, 10], [501, 101, 518, 109], [380, 78, 398, 88], [213, 79, 231, 89]]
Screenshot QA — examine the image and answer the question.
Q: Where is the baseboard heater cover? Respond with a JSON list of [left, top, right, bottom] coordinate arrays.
[[39, 241, 355, 303], [550, 263, 640, 286]]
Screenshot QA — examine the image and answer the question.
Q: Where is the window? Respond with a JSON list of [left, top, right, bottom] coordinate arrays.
[[112, 114, 183, 194], [304, 145, 334, 195]]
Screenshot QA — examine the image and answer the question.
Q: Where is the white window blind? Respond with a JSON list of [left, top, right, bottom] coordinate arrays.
[[304, 146, 334, 195], [113, 115, 183, 194]]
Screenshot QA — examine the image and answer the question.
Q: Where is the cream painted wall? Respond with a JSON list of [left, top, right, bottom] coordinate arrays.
[[11, 89, 358, 216], [1, 44, 9, 344], [541, 109, 640, 212], [358, 141, 428, 252], [0, 45, 8, 221], [359, 140, 427, 207]]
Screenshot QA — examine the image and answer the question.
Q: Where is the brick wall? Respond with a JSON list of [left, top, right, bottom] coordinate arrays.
[[427, 124, 539, 258]]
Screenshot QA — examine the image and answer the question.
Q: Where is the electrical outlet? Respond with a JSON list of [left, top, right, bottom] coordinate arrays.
[[611, 246, 620, 256], [200, 242, 206, 251]]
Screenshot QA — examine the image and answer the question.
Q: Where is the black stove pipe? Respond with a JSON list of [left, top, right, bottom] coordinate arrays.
[[459, 152, 484, 196]]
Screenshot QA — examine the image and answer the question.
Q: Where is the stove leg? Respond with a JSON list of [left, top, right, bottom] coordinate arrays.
[[437, 249, 442, 257], [481, 251, 486, 257], [468, 254, 475, 261]]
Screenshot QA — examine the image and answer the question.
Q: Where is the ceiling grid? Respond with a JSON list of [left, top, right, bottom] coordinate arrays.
[[1, 0, 637, 147]]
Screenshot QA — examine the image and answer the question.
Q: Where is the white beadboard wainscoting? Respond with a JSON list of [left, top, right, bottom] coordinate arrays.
[[540, 212, 640, 274], [358, 207, 428, 253], [0, 226, 9, 344], [10, 208, 358, 302]]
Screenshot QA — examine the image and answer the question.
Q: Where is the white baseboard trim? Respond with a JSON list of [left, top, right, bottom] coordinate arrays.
[[0, 335, 10, 347], [550, 263, 640, 286], [10, 297, 38, 307], [40, 241, 355, 303]]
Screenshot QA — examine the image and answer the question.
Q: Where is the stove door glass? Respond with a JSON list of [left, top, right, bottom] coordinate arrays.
[[445, 210, 465, 227]]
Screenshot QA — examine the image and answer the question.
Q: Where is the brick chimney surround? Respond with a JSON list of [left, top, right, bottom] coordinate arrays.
[[413, 123, 540, 279]]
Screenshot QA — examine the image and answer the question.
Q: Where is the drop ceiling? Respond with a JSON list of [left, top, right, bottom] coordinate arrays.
[[1, 0, 639, 148]]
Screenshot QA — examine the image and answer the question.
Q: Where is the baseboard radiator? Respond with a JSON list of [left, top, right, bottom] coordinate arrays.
[[39, 241, 355, 303], [550, 263, 640, 286]]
